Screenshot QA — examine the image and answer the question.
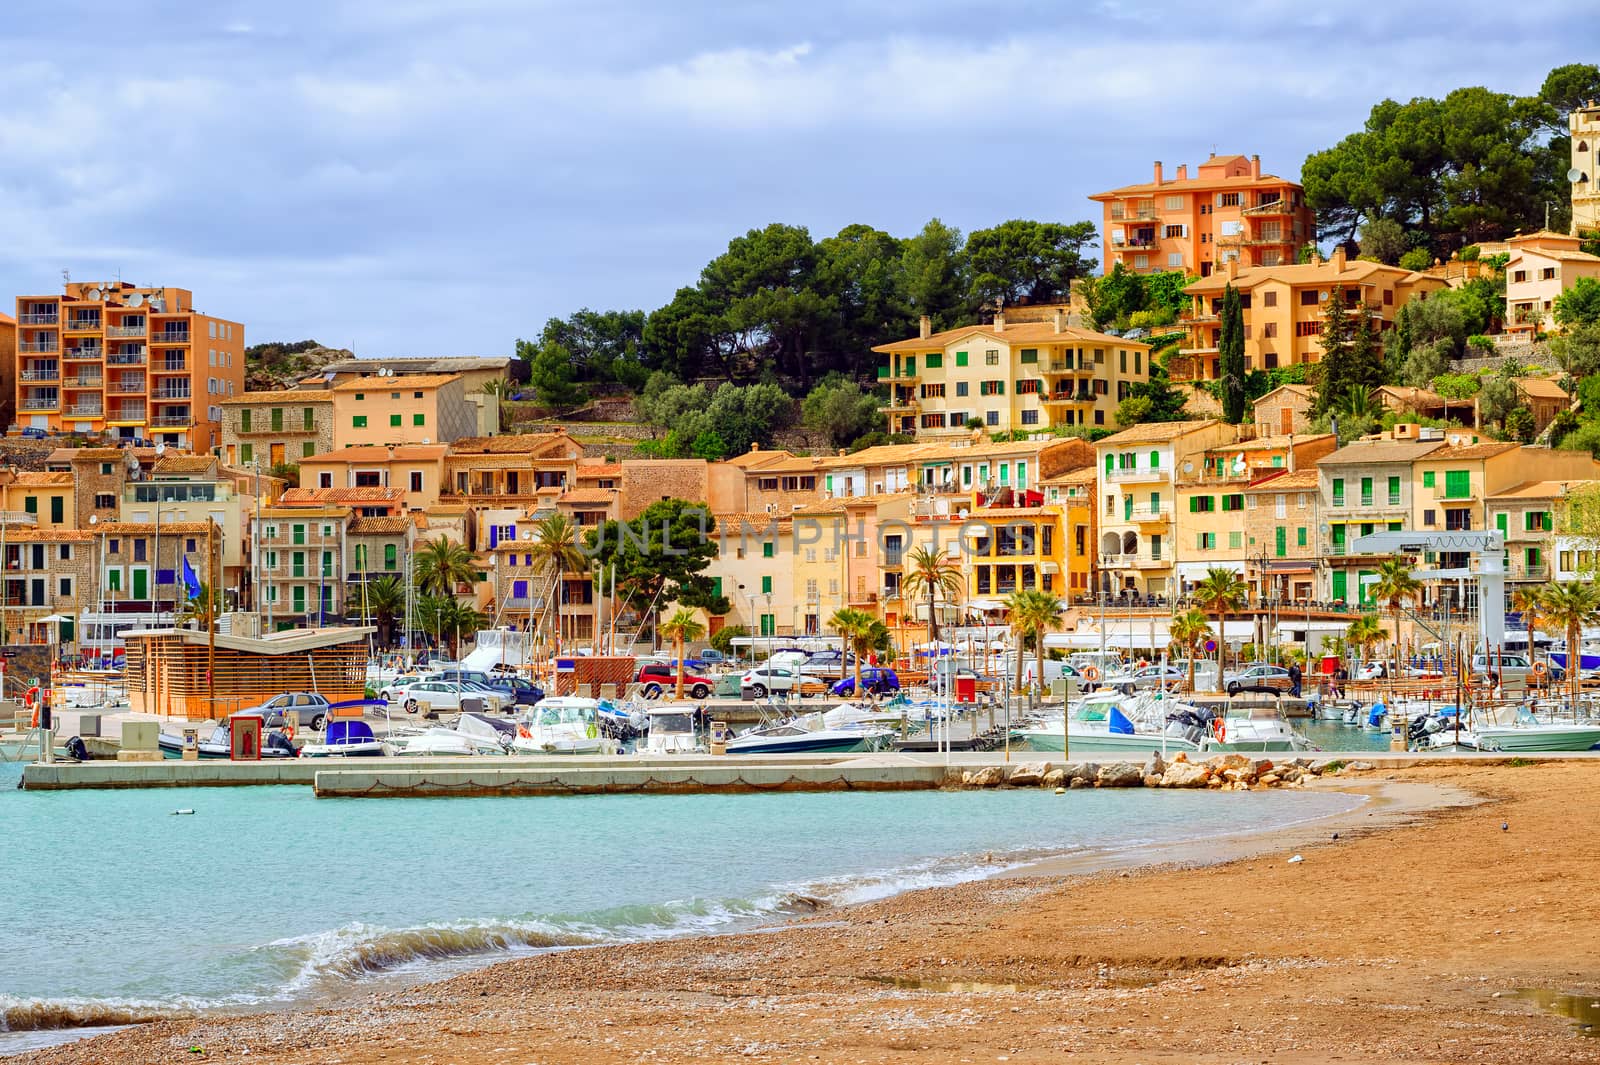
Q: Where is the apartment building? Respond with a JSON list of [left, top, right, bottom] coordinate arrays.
[[88, 520, 219, 613], [873, 311, 1150, 438], [0, 311, 15, 427], [1241, 470, 1320, 602], [256, 489, 415, 627], [1317, 434, 1442, 606], [1088, 154, 1315, 277], [704, 510, 799, 638], [788, 501, 848, 636], [1487, 481, 1568, 589], [0, 528, 95, 645], [220, 392, 336, 468], [14, 281, 244, 448], [1175, 248, 1447, 381], [1503, 229, 1600, 334], [1040, 466, 1097, 600], [119, 455, 250, 594], [300, 356, 518, 438], [1095, 419, 1239, 598], [959, 497, 1067, 608], [299, 445, 451, 511], [330, 374, 479, 449], [0, 472, 75, 530], [1572, 101, 1600, 236], [440, 433, 585, 504]]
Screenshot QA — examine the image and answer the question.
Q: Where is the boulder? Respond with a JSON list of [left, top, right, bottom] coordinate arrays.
[[1170, 751, 1189, 764], [1278, 766, 1303, 783], [1097, 761, 1145, 788], [969, 765, 1006, 788], [1343, 760, 1377, 772], [1159, 761, 1213, 788], [1221, 765, 1257, 785], [1066, 763, 1099, 786], [1068, 777, 1090, 789], [1257, 772, 1282, 787], [1041, 767, 1067, 789], [1213, 753, 1251, 773], [1252, 758, 1276, 778], [1007, 762, 1049, 787], [1142, 751, 1167, 787]]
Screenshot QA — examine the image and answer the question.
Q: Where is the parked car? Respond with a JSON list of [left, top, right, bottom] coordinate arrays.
[[830, 667, 901, 697], [1471, 653, 1563, 685], [696, 649, 732, 666], [739, 664, 829, 699], [636, 662, 713, 699], [19, 427, 48, 440], [400, 680, 508, 715], [802, 649, 849, 675], [1125, 664, 1187, 691], [494, 674, 546, 705], [1224, 663, 1295, 695], [250, 692, 334, 731]]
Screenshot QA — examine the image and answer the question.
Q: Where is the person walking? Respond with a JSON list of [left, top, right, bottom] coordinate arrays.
[[1289, 661, 1303, 698]]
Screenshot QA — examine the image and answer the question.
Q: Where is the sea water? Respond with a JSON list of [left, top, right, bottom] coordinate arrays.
[[0, 762, 1361, 1043]]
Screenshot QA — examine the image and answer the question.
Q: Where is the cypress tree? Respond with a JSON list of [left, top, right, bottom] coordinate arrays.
[[1218, 283, 1247, 423], [1313, 288, 1356, 415]]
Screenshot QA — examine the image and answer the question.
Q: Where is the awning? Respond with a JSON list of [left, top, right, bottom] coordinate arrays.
[[1260, 561, 1316, 573], [966, 598, 1007, 612]]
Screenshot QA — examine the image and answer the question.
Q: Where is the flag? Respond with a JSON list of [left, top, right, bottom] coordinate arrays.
[[182, 556, 201, 599]]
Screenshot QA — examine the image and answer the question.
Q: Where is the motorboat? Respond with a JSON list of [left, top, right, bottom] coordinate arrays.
[[1014, 691, 1202, 755], [157, 716, 297, 759], [1206, 705, 1315, 753], [640, 705, 703, 754], [1470, 705, 1600, 752], [386, 726, 492, 757], [461, 628, 530, 673], [298, 719, 387, 758], [513, 697, 614, 755], [724, 720, 893, 754]]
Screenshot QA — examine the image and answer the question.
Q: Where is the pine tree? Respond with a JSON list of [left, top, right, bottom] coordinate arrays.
[[1350, 300, 1385, 390], [1218, 283, 1247, 423], [1313, 288, 1357, 415]]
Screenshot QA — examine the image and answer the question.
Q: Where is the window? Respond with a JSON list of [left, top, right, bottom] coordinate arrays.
[[1262, 322, 1277, 338], [1189, 495, 1216, 513], [352, 415, 367, 428], [1299, 290, 1319, 307], [1222, 494, 1244, 511], [1422, 471, 1435, 489], [303, 442, 316, 458], [413, 413, 425, 426], [410, 471, 423, 492], [1512, 269, 1528, 283], [95, 493, 115, 510], [761, 575, 772, 594], [1019, 348, 1038, 364], [1525, 511, 1551, 532], [1295, 321, 1320, 337], [1228, 531, 1243, 549], [1263, 291, 1277, 308], [1220, 192, 1240, 207], [1388, 476, 1401, 506], [240, 409, 251, 432], [384, 544, 397, 570], [955, 381, 968, 397], [1196, 532, 1216, 549], [921, 383, 945, 399], [926, 353, 942, 369], [270, 407, 283, 431], [955, 351, 968, 367], [1015, 379, 1040, 394], [1444, 470, 1470, 499], [303, 407, 315, 431], [59, 544, 70, 561], [762, 541, 774, 558], [1332, 478, 1345, 506], [1020, 409, 1039, 425], [1360, 477, 1373, 506], [23, 496, 36, 515], [390, 414, 402, 427], [1149, 450, 1159, 469], [985, 350, 1000, 365], [979, 380, 1005, 396]]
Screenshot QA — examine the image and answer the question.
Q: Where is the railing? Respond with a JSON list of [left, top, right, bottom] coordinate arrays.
[[149, 414, 192, 428], [1110, 207, 1159, 221], [18, 313, 57, 325], [1111, 237, 1159, 250], [1105, 466, 1165, 482], [151, 388, 190, 400], [1126, 503, 1174, 520], [65, 347, 103, 359], [1045, 390, 1094, 403], [1045, 360, 1090, 373], [63, 317, 102, 331], [107, 408, 146, 422], [19, 341, 58, 353], [107, 378, 146, 394], [155, 361, 187, 373], [883, 550, 904, 567], [18, 395, 58, 411], [66, 375, 103, 388], [107, 325, 146, 338], [153, 330, 190, 343], [67, 404, 103, 417], [106, 352, 146, 365], [1099, 552, 1166, 568], [20, 369, 59, 381], [1242, 199, 1292, 216]]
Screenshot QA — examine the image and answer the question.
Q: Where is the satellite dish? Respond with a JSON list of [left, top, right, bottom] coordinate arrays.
[[1449, 434, 1461, 446], [127, 292, 144, 307], [155, 442, 167, 456], [88, 515, 98, 525], [1570, 168, 1586, 183], [1182, 461, 1194, 473], [85, 287, 101, 301]]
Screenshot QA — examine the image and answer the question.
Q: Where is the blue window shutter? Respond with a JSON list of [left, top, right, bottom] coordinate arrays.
[[489, 526, 498, 548]]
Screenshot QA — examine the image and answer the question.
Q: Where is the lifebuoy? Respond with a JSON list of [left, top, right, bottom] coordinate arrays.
[[1212, 718, 1227, 743], [283, 725, 295, 742], [1083, 666, 1101, 682], [517, 725, 532, 740], [23, 686, 37, 709], [1533, 662, 1548, 681]]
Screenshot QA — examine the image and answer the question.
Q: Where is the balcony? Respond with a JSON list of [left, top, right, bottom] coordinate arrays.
[[1126, 503, 1174, 522], [1099, 552, 1167, 569], [151, 387, 191, 400], [1109, 207, 1159, 221], [20, 369, 59, 382], [106, 351, 146, 365], [63, 318, 102, 333], [107, 407, 147, 424], [19, 394, 59, 412], [17, 313, 57, 326], [1043, 389, 1095, 405], [1043, 359, 1092, 374], [67, 403, 104, 417], [107, 324, 146, 338], [1511, 562, 1550, 580], [65, 346, 103, 359], [154, 360, 188, 373], [877, 366, 891, 380], [1105, 466, 1167, 484], [150, 413, 192, 428], [107, 377, 146, 395], [1242, 199, 1293, 217], [65, 374, 103, 388], [153, 329, 190, 344], [1111, 236, 1160, 251], [19, 340, 58, 354]]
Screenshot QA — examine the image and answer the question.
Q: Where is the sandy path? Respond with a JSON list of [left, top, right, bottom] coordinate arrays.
[[18, 762, 1600, 1064]]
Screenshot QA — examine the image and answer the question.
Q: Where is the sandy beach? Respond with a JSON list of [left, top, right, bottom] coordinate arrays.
[[17, 761, 1600, 1065]]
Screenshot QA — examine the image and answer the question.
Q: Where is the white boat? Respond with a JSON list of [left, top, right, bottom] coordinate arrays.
[[298, 720, 388, 758], [461, 628, 530, 673], [1015, 691, 1201, 755], [387, 725, 499, 756], [724, 720, 893, 755], [511, 697, 613, 755], [641, 706, 703, 754], [1470, 706, 1600, 752]]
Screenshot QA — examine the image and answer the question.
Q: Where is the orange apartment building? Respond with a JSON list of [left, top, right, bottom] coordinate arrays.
[[1088, 155, 1315, 278], [0, 311, 15, 427], [14, 281, 244, 450]]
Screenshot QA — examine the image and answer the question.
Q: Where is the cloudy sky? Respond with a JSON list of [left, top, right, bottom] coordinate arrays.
[[0, 1, 1586, 355]]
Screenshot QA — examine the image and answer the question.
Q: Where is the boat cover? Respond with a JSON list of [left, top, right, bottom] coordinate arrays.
[[1108, 706, 1135, 735]]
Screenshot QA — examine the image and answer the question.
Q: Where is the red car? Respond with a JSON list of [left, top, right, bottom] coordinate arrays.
[[636, 663, 713, 699]]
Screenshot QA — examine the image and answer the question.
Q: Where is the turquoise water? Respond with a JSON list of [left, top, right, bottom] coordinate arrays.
[[0, 762, 1361, 1036], [1297, 720, 1395, 752]]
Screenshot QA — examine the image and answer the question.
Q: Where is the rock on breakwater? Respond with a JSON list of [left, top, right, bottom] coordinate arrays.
[[959, 753, 1332, 792]]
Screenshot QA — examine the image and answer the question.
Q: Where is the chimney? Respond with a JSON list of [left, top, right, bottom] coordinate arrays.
[[1310, 249, 1323, 266], [919, 314, 931, 339], [1153, 161, 1164, 185], [1331, 245, 1347, 271], [750, 442, 760, 452], [1250, 154, 1261, 179], [1225, 259, 1239, 281], [837, 449, 847, 457], [1053, 309, 1066, 334], [994, 311, 1006, 333], [1176, 164, 1188, 181]]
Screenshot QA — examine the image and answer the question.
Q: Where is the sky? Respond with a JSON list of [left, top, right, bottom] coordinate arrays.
[[0, 0, 1589, 356]]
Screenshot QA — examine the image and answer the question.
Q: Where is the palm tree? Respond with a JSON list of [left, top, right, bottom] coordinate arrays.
[[481, 377, 514, 432], [658, 608, 706, 700], [1511, 586, 1547, 682], [414, 536, 478, 599], [1537, 581, 1600, 709], [1004, 590, 1064, 693], [1345, 614, 1386, 672], [355, 575, 407, 649], [828, 607, 876, 698], [1169, 608, 1211, 692], [175, 582, 222, 630], [1369, 558, 1422, 687], [528, 513, 589, 652], [1191, 567, 1248, 691], [900, 545, 964, 646]]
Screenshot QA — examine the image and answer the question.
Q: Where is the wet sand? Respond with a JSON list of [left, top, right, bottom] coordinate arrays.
[[16, 762, 1600, 1064]]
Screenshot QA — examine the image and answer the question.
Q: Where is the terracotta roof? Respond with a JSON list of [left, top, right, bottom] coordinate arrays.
[[1206, 433, 1332, 455], [789, 501, 846, 516], [1317, 439, 1446, 465], [1376, 385, 1448, 407], [0, 312, 14, 326], [92, 521, 212, 535], [1041, 466, 1098, 486], [1244, 470, 1319, 491], [52, 447, 131, 461], [1185, 259, 1431, 294], [221, 391, 336, 404], [873, 321, 1150, 354], [1418, 442, 1519, 461], [153, 456, 217, 474], [1095, 419, 1223, 445], [575, 463, 624, 478], [6, 529, 92, 542], [1517, 378, 1570, 400], [713, 512, 793, 528], [8, 471, 73, 486], [970, 506, 1060, 518], [447, 433, 572, 456], [721, 449, 796, 469], [280, 486, 405, 505], [558, 488, 618, 505], [1486, 480, 1579, 501], [300, 445, 449, 463], [1506, 229, 1583, 246], [330, 373, 461, 392], [348, 516, 413, 535], [1254, 383, 1313, 401], [1090, 164, 1301, 199], [743, 456, 822, 474], [840, 490, 917, 505]]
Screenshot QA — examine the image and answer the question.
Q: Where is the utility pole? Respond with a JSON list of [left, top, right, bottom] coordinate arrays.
[[206, 516, 217, 709]]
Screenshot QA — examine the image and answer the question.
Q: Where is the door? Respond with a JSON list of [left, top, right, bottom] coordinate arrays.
[[270, 443, 285, 466], [132, 568, 148, 600], [1280, 407, 1292, 435]]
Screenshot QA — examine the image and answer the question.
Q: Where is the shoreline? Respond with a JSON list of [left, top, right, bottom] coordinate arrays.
[[5, 768, 1524, 1064]]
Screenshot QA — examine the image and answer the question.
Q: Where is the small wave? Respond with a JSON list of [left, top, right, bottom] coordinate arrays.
[[265, 920, 598, 987], [0, 996, 186, 1032]]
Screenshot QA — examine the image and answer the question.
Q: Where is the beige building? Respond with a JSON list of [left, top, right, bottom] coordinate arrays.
[[1240, 470, 1320, 602], [299, 444, 451, 511], [220, 391, 336, 468], [873, 312, 1151, 438], [299, 356, 515, 437], [1572, 101, 1600, 237], [0, 471, 75, 530], [1251, 383, 1315, 436], [330, 374, 479, 449], [1177, 248, 1448, 381], [1503, 229, 1600, 334]]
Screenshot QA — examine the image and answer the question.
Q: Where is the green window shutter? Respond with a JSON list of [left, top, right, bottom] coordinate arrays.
[[132, 569, 147, 599], [999, 465, 1009, 484], [1387, 476, 1400, 505], [1188, 496, 1198, 513], [1388, 522, 1401, 531], [825, 474, 833, 491], [928, 353, 943, 368], [23, 496, 37, 514], [906, 357, 916, 375], [355, 544, 366, 570], [292, 524, 305, 545], [711, 577, 722, 597], [1149, 492, 1159, 511], [1229, 531, 1242, 549], [1019, 348, 1037, 364], [1297, 526, 1307, 547], [385, 544, 397, 570], [1445, 470, 1469, 498], [413, 413, 425, 426], [1360, 477, 1373, 505], [271, 408, 283, 431], [1357, 570, 1374, 606], [1105, 454, 1114, 474], [1196, 533, 1206, 550], [1148, 450, 1159, 469], [303, 441, 315, 458], [955, 351, 968, 367], [1275, 526, 1286, 557], [293, 586, 305, 612], [1124, 497, 1133, 520], [240, 409, 251, 432], [1422, 471, 1435, 488], [353, 416, 367, 428], [108, 568, 121, 592], [390, 414, 402, 427], [304, 407, 315, 430], [1526, 547, 1540, 567], [1497, 513, 1508, 535], [240, 443, 253, 463], [1331, 571, 1347, 600], [1332, 478, 1344, 504], [761, 575, 772, 594], [49, 496, 63, 523], [763, 541, 774, 558]]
